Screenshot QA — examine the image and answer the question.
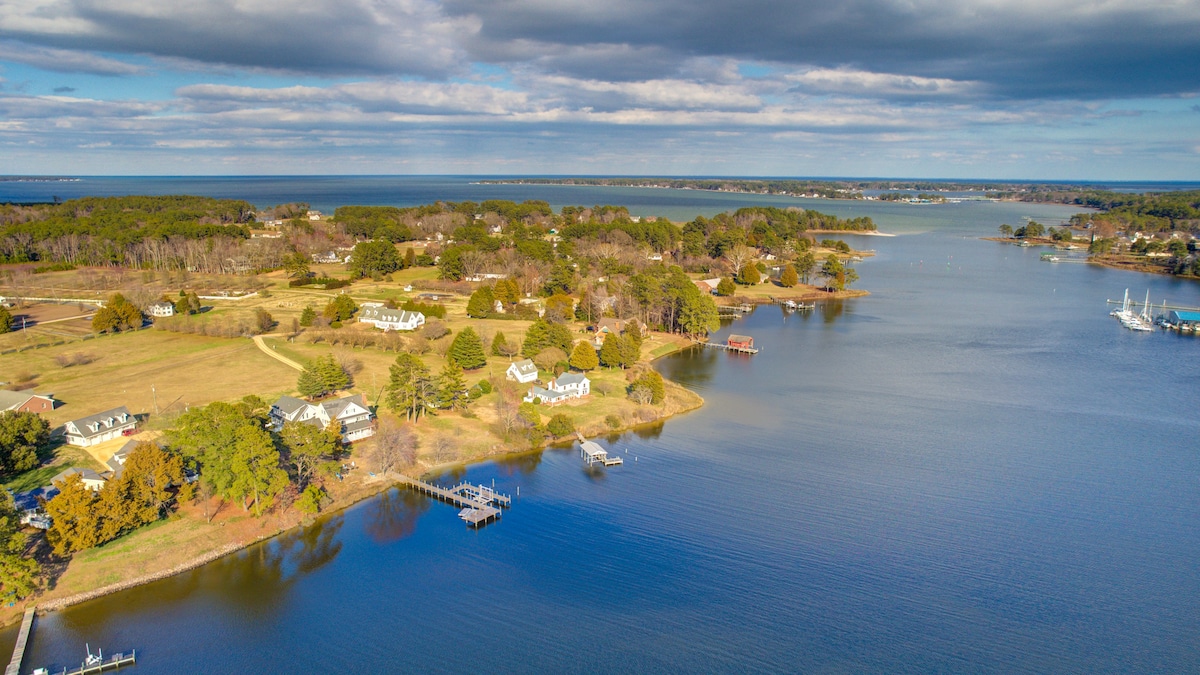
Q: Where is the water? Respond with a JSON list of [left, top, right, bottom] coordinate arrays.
[[3, 180, 1200, 672]]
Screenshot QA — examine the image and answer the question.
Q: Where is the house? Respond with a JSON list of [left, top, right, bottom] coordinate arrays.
[[105, 438, 144, 478], [693, 278, 720, 294], [269, 394, 376, 443], [147, 301, 176, 317], [358, 303, 426, 331], [548, 373, 590, 398], [311, 251, 342, 264], [0, 389, 57, 413], [506, 359, 539, 384], [51, 467, 107, 491], [64, 407, 136, 447], [523, 386, 571, 406], [307, 210, 323, 221], [727, 334, 754, 349]]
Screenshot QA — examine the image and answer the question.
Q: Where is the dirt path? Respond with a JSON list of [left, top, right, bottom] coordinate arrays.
[[251, 334, 304, 371]]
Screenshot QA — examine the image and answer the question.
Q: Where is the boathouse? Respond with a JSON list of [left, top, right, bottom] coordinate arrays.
[[1169, 310, 1200, 330], [727, 334, 754, 350]]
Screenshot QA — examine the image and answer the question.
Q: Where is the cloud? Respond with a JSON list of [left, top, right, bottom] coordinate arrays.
[[0, 0, 478, 77], [786, 68, 981, 98], [0, 40, 143, 75], [53, 86, 76, 93]]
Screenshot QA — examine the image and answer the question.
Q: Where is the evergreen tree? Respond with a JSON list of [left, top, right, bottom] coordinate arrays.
[[386, 353, 434, 422], [0, 491, 39, 598], [404, 247, 416, 267], [437, 360, 469, 411], [45, 474, 101, 556], [522, 319, 556, 358], [494, 278, 521, 306], [466, 286, 495, 318], [780, 264, 799, 288], [448, 327, 487, 370], [716, 277, 737, 296], [630, 370, 666, 404], [299, 305, 316, 327], [491, 331, 509, 356], [738, 261, 761, 285], [348, 240, 401, 278], [228, 423, 289, 516], [0, 411, 50, 477], [281, 421, 342, 486], [547, 413, 575, 438], [569, 340, 599, 371], [297, 365, 326, 399], [317, 355, 350, 392], [323, 294, 358, 322], [619, 334, 640, 366], [625, 321, 644, 349], [0, 305, 12, 334], [599, 332, 623, 368]]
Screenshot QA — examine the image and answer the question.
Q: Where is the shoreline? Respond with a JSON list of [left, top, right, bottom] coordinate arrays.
[[4, 340, 707, 628]]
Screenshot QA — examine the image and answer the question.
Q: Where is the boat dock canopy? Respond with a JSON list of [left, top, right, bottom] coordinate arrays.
[[1169, 310, 1200, 323]]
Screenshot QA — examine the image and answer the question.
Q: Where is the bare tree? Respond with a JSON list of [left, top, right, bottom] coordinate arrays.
[[723, 244, 757, 276], [373, 421, 418, 474]]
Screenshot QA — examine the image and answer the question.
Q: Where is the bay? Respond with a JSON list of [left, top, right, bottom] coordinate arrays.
[[2, 178, 1198, 673]]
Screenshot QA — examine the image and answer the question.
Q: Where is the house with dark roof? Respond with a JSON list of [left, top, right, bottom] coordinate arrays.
[[63, 407, 136, 447], [269, 394, 375, 443], [147, 301, 176, 317], [358, 302, 426, 331], [0, 389, 57, 414], [506, 358, 539, 384], [51, 466, 107, 491], [105, 439, 143, 478]]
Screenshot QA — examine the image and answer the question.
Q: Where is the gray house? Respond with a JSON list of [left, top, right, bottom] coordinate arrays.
[[63, 407, 136, 447], [269, 394, 376, 443]]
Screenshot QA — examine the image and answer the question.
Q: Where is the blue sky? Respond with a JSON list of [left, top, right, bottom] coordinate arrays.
[[0, 0, 1198, 179]]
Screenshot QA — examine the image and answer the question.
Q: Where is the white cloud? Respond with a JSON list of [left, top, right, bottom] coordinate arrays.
[[0, 40, 143, 75], [787, 68, 981, 97]]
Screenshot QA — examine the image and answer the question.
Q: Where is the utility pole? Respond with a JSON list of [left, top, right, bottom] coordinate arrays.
[[152, 384, 159, 415]]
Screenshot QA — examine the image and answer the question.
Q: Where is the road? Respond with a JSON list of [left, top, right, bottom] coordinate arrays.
[[251, 334, 305, 371]]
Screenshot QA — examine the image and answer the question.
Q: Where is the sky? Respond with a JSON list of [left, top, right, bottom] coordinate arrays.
[[0, 0, 1198, 179]]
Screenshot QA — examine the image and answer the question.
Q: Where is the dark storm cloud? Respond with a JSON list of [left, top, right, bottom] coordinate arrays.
[[443, 0, 1200, 99], [0, 40, 143, 75]]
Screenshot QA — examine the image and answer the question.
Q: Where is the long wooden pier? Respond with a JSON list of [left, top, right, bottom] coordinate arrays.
[[397, 475, 510, 527], [5, 606, 35, 675]]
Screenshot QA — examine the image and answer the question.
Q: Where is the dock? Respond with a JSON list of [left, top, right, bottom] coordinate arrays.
[[580, 440, 623, 467], [397, 475, 510, 527], [5, 606, 35, 675], [55, 651, 136, 675], [698, 333, 759, 354]]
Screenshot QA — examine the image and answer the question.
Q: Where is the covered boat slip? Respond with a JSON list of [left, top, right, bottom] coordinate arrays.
[[580, 441, 623, 466]]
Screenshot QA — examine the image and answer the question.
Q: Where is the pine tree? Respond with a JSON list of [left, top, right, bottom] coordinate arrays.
[[491, 331, 509, 356], [466, 286, 495, 318], [0, 306, 13, 334], [599, 332, 623, 368], [738, 262, 761, 285], [448, 327, 487, 370], [437, 360, 469, 410], [297, 364, 326, 399], [625, 321, 644, 349], [716, 277, 737, 296], [618, 334, 640, 366], [522, 319, 552, 358], [780, 264, 799, 288], [386, 353, 433, 422], [318, 355, 350, 392], [299, 305, 316, 327], [569, 340, 599, 371]]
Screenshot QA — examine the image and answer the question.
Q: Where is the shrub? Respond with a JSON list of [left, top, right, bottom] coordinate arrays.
[[605, 414, 622, 430], [547, 413, 574, 438]]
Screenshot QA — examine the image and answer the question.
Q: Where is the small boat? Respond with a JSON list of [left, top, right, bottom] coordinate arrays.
[[782, 300, 797, 310], [86, 644, 103, 667]]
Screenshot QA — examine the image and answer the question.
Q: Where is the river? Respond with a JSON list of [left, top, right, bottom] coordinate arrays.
[[3, 178, 1199, 673]]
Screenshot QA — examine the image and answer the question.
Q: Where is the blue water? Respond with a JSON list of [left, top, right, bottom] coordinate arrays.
[[3, 179, 1199, 673]]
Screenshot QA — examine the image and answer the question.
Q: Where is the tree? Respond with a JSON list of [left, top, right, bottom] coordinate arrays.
[[254, 308, 275, 334], [738, 261, 761, 285], [0, 305, 12, 334], [282, 252, 310, 279], [998, 224, 1013, 238], [547, 413, 574, 438], [296, 484, 326, 515], [779, 264, 799, 288], [371, 421, 417, 474], [349, 240, 401, 278], [299, 305, 316, 327], [0, 492, 39, 599], [281, 421, 342, 486], [228, 423, 289, 516], [543, 294, 574, 323], [0, 411, 50, 477], [119, 442, 186, 523], [522, 319, 572, 358], [466, 286, 495, 318], [570, 340, 599, 371], [45, 474, 102, 556], [448, 327, 487, 370], [629, 370, 665, 404], [716, 277, 737, 296], [796, 251, 817, 284], [297, 366, 326, 399], [437, 360, 469, 411], [386, 353, 434, 422], [297, 355, 348, 399], [491, 331, 511, 357], [533, 347, 568, 374], [599, 332, 624, 368], [619, 334, 640, 366], [323, 294, 358, 322], [92, 293, 143, 333], [494, 278, 521, 306]]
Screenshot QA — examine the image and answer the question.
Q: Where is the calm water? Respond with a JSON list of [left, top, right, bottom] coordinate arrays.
[[3, 179, 1200, 673]]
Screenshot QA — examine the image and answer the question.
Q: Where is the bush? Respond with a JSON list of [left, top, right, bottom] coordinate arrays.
[[547, 414, 574, 438], [605, 414, 622, 430]]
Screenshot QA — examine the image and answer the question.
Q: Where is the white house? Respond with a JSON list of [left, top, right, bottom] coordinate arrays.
[[548, 373, 590, 398], [64, 407, 136, 447], [148, 301, 175, 317], [358, 303, 426, 332], [523, 386, 571, 406], [506, 359, 539, 384], [51, 467, 107, 491], [270, 394, 376, 443]]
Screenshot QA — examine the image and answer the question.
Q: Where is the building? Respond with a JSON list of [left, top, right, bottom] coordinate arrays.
[[358, 303, 426, 331], [523, 386, 572, 406], [595, 317, 645, 336], [105, 438, 143, 478], [693, 278, 720, 294], [64, 407, 136, 447], [506, 359, 539, 384], [0, 389, 57, 413], [51, 467, 107, 491], [269, 394, 376, 443], [548, 373, 590, 398], [727, 334, 754, 349], [147, 301, 176, 317]]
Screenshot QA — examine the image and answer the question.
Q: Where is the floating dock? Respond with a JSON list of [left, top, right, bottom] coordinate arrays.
[[397, 475, 511, 527], [580, 440, 623, 467]]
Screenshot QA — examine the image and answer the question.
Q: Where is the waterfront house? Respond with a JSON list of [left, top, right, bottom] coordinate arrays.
[[269, 393, 376, 443], [727, 334, 754, 350], [64, 407, 136, 447], [506, 359, 539, 384], [147, 301, 175, 317], [0, 389, 57, 414], [548, 373, 590, 398], [51, 467, 107, 491], [105, 438, 146, 478], [358, 303, 426, 331], [523, 385, 571, 406]]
